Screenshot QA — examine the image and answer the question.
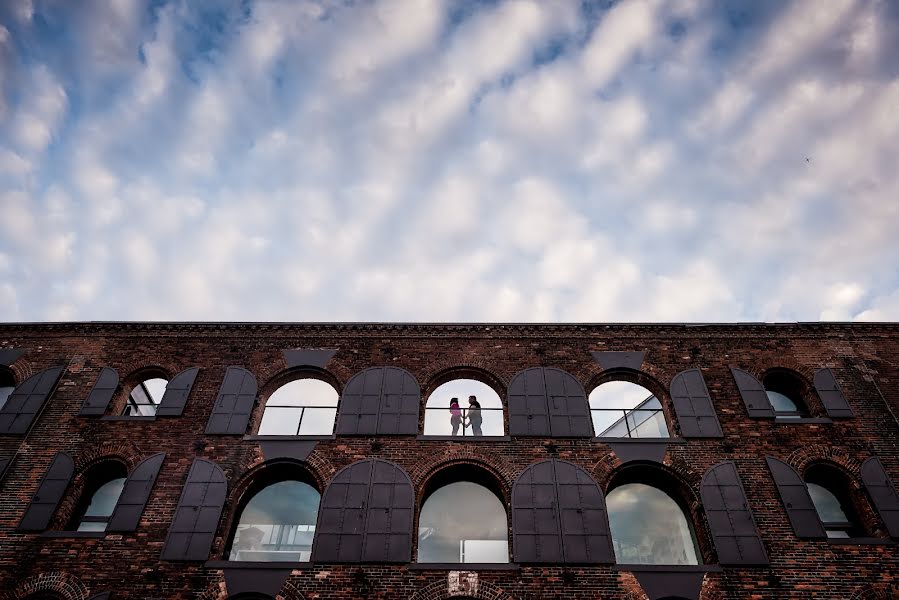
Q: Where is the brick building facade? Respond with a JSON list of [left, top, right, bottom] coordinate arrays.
[[0, 322, 897, 600]]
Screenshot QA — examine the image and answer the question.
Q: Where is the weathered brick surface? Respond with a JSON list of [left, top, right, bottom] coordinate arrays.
[[0, 322, 897, 599]]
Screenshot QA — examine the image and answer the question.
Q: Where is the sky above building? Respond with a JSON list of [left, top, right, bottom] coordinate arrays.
[[1, 0, 898, 323]]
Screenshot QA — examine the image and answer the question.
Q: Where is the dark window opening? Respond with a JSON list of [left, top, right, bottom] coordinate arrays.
[[589, 380, 669, 438], [424, 379, 505, 437], [805, 465, 864, 538], [70, 462, 128, 532], [124, 377, 167, 417], [763, 371, 808, 418], [606, 468, 700, 565], [418, 464, 509, 564], [258, 378, 338, 436], [0, 368, 15, 411], [227, 465, 320, 562]]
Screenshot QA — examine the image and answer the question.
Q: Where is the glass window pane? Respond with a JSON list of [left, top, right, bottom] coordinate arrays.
[[143, 378, 168, 404], [82, 478, 126, 518], [267, 380, 339, 407], [258, 407, 303, 435], [807, 483, 850, 524], [766, 390, 799, 413], [297, 408, 337, 435], [590, 381, 657, 411], [77, 521, 108, 532], [229, 480, 320, 562], [607, 483, 699, 565], [418, 481, 508, 563], [590, 382, 668, 438], [0, 386, 15, 411]]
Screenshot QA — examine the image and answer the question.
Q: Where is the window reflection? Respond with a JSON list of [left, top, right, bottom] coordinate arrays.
[[606, 483, 699, 565], [418, 481, 508, 563], [805, 465, 861, 538], [258, 379, 339, 436], [424, 379, 504, 437], [0, 370, 14, 411], [124, 377, 167, 417], [589, 381, 669, 438], [763, 371, 807, 417], [229, 480, 320, 561]]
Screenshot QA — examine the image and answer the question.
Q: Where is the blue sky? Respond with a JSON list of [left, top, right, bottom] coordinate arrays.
[[1, 0, 898, 322]]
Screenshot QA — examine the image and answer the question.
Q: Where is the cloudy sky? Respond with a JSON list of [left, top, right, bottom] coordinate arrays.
[[1, 0, 898, 323]]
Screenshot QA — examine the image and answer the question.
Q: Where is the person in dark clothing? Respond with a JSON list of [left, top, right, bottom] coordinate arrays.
[[467, 395, 482, 437], [450, 397, 463, 436]]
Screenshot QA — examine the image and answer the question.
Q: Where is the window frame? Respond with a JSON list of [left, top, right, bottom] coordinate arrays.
[[422, 371, 507, 439], [804, 463, 867, 539], [254, 369, 342, 438], [587, 371, 674, 440], [68, 460, 129, 533]]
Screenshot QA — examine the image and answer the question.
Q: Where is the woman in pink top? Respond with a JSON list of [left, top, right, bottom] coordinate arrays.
[[449, 397, 463, 436]]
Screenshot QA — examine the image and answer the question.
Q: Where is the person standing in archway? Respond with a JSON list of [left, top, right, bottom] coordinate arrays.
[[467, 395, 482, 437], [450, 398, 463, 436]]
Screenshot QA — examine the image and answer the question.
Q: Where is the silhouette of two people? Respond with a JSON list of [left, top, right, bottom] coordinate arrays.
[[450, 395, 482, 436]]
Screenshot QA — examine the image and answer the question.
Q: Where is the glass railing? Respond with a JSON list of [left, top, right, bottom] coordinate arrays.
[[591, 408, 669, 438], [422, 407, 505, 437], [229, 523, 315, 561]]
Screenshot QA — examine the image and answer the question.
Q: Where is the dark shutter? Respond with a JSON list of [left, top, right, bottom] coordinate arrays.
[[545, 369, 592, 437], [336, 369, 384, 435], [670, 369, 723, 438], [508, 368, 551, 436], [730, 368, 774, 418], [80, 367, 119, 417], [513, 459, 613, 564], [590, 351, 645, 371], [0, 455, 10, 482], [19, 452, 74, 531], [813, 368, 853, 418], [0, 348, 24, 366], [107, 452, 165, 532], [0, 366, 65, 435], [701, 461, 768, 565], [860, 456, 899, 538], [377, 367, 420, 435], [765, 457, 825, 539], [336, 368, 420, 435], [88, 593, 111, 600], [160, 459, 227, 561], [313, 459, 414, 563], [155, 367, 199, 417], [205, 367, 257, 435], [362, 459, 414, 562], [283, 348, 337, 368]]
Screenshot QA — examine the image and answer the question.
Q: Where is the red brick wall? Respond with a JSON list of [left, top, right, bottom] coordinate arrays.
[[0, 322, 897, 600]]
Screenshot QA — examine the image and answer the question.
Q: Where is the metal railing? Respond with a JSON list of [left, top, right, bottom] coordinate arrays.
[[591, 408, 668, 438], [258, 406, 338, 436], [423, 407, 505, 437]]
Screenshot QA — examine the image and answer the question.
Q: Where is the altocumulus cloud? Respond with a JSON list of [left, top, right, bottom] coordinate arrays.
[[0, 0, 898, 322]]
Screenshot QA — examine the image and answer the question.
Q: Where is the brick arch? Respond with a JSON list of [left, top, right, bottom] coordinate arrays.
[[418, 361, 511, 395], [785, 444, 864, 478], [738, 359, 815, 384], [409, 447, 515, 501], [849, 585, 892, 600], [274, 580, 306, 600], [5, 357, 34, 386], [116, 357, 181, 381], [575, 358, 670, 393], [252, 353, 355, 393], [2, 571, 88, 600], [409, 578, 515, 600], [582, 367, 682, 438], [197, 579, 305, 600]]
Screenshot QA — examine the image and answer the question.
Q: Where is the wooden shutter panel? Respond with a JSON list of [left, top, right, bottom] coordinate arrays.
[[0, 455, 10, 483], [336, 369, 384, 435], [362, 460, 414, 562], [88, 593, 111, 600], [670, 369, 723, 438], [860, 457, 899, 538], [377, 368, 420, 435], [80, 367, 119, 416], [513, 459, 613, 564], [160, 459, 227, 561], [509, 368, 551, 436], [701, 461, 768, 565], [545, 369, 592, 437], [813, 368, 853, 418], [0, 348, 25, 366], [107, 453, 165, 532], [155, 367, 199, 417], [730, 368, 774, 418], [0, 366, 65, 435], [313, 460, 371, 562], [205, 367, 257, 435], [765, 457, 825, 539], [19, 452, 74, 531]]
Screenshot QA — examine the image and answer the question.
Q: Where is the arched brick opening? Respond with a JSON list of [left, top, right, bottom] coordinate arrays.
[[410, 448, 515, 500], [584, 367, 679, 439], [409, 577, 514, 600], [3, 572, 88, 600], [248, 367, 343, 437]]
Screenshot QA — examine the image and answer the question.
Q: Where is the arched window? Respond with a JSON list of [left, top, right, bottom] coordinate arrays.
[[72, 462, 127, 532], [424, 379, 504, 437], [418, 466, 509, 563], [805, 464, 862, 538], [589, 381, 669, 438], [229, 469, 321, 561], [0, 368, 14, 410], [606, 480, 699, 565], [124, 377, 167, 416], [258, 379, 339, 436], [763, 370, 807, 418]]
